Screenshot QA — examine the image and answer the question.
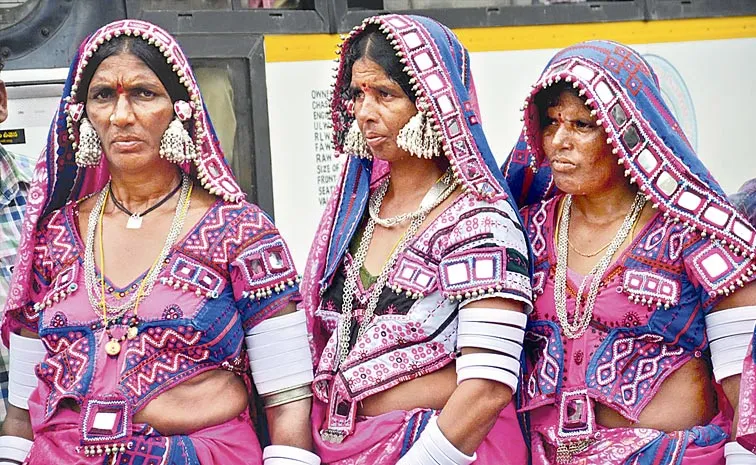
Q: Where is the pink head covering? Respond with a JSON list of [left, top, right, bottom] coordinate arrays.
[[2, 19, 245, 341]]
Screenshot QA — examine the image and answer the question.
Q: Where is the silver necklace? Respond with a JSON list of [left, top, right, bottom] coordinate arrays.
[[335, 170, 457, 367], [83, 173, 192, 322], [553, 192, 646, 339]]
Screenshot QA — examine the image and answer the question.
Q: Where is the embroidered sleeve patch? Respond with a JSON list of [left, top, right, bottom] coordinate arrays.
[[688, 242, 754, 300], [438, 247, 507, 301], [230, 236, 299, 301]]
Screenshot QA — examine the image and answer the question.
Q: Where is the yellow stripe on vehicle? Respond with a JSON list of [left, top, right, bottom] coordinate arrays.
[[264, 15, 756, 63]]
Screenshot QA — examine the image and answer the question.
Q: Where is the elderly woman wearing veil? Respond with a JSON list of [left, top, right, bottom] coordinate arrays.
[[301, 14, 533, 465], [503, 41, 756, 464], [0, 20, 318, 465]]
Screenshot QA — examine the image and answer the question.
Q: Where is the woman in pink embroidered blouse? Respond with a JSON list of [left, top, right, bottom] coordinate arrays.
[[0, 20, 317, 465], [301, 15, 533, 465], [503, 41, 756, 465]]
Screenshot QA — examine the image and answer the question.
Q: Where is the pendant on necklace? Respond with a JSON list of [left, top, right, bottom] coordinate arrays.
[[126, 214, 143, 229], [105, 339, 121, 356], [127, 326, 138, 340]]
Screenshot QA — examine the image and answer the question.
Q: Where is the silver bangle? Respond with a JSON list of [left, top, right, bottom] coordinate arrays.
[[262, 383, 313, 409]]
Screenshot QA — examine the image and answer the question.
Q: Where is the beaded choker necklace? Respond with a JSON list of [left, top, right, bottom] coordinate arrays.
[[84, 173, 193, 356], [109, 178, 183, 229]]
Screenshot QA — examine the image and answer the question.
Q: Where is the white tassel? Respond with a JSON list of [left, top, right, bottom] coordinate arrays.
[[396, 111, 441, 159], [343, 119, 370, 158], [159, 117, 195, 164], [75, 117, 103, 167]]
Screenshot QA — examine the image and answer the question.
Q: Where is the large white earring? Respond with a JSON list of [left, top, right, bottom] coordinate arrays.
[[75, 117, 103, 167], [396, 111, 442, 159], [159, 117, 196, 164], [343, 119, 371, 159]]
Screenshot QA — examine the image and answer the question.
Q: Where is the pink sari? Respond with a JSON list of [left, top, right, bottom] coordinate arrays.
[[503, 40, 756, 465], [25, 401, 261, 465], [312, 400, 527, 465], [530, 408, 729, 465]]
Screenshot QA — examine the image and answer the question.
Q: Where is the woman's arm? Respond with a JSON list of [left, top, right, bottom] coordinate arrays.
[[0, 328, 42, 465], [245, 301, 320, 465], [0, 328, 39, 440], [434, 297, 524, 455], [708, 281, 756, 439], [266, 397, 313, 450], [261, 302, 313, 451], [1, 404, 33, 440]]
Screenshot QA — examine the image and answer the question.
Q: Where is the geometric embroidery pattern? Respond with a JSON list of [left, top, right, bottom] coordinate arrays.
[[438, 247, 506, 300], [621, 270, 680, 308], [121, 326, 211, 408], [163, 254, 224, 298], [313, 193, 532, 406], [231, 235, 297, 299], [522, 321, 563, 410], [181, 203, 268, 269], [38, 331, 94, 420], [690, 242, 751, 297], [588, 332, 686, 420], [388, 253, 437, 298], [528, 201, 549, 259]]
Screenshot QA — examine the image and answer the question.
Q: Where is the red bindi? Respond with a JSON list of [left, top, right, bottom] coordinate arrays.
[[116, 83, 125, 95]]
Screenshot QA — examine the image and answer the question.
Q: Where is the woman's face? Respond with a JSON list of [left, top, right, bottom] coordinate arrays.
[[85, 52, 174, 172], [541, 90, 625, 195], [350, 57, 416, 162]]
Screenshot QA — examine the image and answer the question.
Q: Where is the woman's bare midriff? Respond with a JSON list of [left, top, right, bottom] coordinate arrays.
[[595, 357, 717, 432], [358, 364, 457, 417], [359, 357, 717, 434], [61, 370, 249, 435], [135, 370, 249, 435]]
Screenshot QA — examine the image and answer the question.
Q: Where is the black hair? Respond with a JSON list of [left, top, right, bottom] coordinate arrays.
[[534, 81, 582, 129], [75, 36, 189, 103], [342, 25, 415, 102]]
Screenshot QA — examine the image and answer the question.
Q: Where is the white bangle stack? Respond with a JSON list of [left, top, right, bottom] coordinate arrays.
[[262, 445, 320, 465], [397, 417, 476, 465], [245, 311, 314, 405], [705, 306, 756, 383], [8, 332, 46, 410], [456, 307, 526, 393], [0, 435, 32, 464], [725, 442, 756, 465]]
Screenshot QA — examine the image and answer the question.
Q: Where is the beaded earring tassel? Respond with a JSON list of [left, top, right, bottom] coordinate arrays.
[[397, 111, 442, 159], [76, 117, 103, 167], [159, 117, 196, 164], [343, 119, 371, 159]]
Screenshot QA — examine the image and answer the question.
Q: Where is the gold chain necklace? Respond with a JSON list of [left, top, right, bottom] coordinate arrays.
[[92, 178, 193, 356], [567, 238, 613, 258], [563, 200, 644, 258]]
